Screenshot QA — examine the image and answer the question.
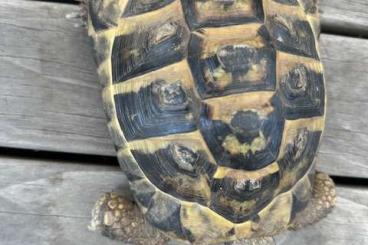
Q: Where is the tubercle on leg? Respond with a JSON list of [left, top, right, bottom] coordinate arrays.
[[288, 171, 336, 230], [89, 192, 170, 245]]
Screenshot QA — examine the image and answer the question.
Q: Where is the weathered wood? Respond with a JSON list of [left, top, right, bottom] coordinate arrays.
[[320, 0, 368, 36], [0, 0, 112, 155], [0, 157, 367, 245], [318, 35, 368, 178], [1, 1, 368, 178], [0, 157, 125, 245]]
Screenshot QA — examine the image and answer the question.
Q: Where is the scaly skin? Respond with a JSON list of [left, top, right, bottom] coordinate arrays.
[[89, 192, 170, 245]]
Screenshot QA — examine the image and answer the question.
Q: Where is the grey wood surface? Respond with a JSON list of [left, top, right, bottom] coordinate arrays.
[[0, 157, 367, 245], [320, 0, 368, 36], [1, 0, 368, 178]]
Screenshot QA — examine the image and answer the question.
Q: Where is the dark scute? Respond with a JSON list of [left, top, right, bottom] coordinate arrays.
[[273, 0, 299, 5], [266, 16, 318, 59], [123, 0, 175, 17], [227, 228, 236, 236], [132, 181, 156, 208], [278, 65, 325, 120], [230, 111, 262, 143], [289, 182, 312, 222], [278, 130, 322, 192], [135, 191, 155, 208], [212, 172, 280, 202], [146, 198, 185, 238], [181, 0, 264, 29], [290, 194, 309, 222], [111, 22, 189, 83], [131, 145, 215, 204], [114, 81, 196, 141], [199, 102, 284, 170], [88, 1, 113, 31], [210, 173, 278, 223], [188, 39, 276, 99]]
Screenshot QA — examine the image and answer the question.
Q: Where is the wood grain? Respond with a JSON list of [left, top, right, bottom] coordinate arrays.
[[0, 1, 368, 178], [0, 0, 113, 156], [320, 0, 368, 36], [0, 157, 367, 245], [318, 35, 368, 178]]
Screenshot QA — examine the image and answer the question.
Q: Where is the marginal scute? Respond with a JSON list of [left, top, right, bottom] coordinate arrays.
[[277, 126, 322, 193], [130, 179, 156, 208], [251, 192, 293, 236], [180, 203, 236, 243], [146, 193, 185, 239], [107, 117, 127, 149], [88, 0, 127, 31], [117, 148, 145, 182], [289, 174, 313, 222], [265, 15, 318, 58], [92, 34, 112, 65]]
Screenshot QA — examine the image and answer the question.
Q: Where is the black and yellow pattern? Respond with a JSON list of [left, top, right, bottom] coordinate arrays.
[[88, 0, 329, 243]]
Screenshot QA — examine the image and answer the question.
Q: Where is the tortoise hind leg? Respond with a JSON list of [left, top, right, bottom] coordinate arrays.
[[89, 192, 169, 245], [289, 171, 336, 230]]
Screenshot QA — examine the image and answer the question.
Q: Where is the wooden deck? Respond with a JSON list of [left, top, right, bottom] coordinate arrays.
[[0, 0, 367, 244]]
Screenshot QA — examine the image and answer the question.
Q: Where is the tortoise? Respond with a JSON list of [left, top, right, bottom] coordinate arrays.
[[85, 0, 336, 244]]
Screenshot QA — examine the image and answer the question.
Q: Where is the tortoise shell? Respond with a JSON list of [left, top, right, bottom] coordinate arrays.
[[88, 0, 325, 243]]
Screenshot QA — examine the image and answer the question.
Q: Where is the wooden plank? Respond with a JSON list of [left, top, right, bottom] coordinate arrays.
[[0, 0, 113, 156], [320, 0, 368, 36], [318, 35, 368, 178], [0, 158, 125, 245], [1, 1, 368, 178], [0, 157, 367, 245]]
